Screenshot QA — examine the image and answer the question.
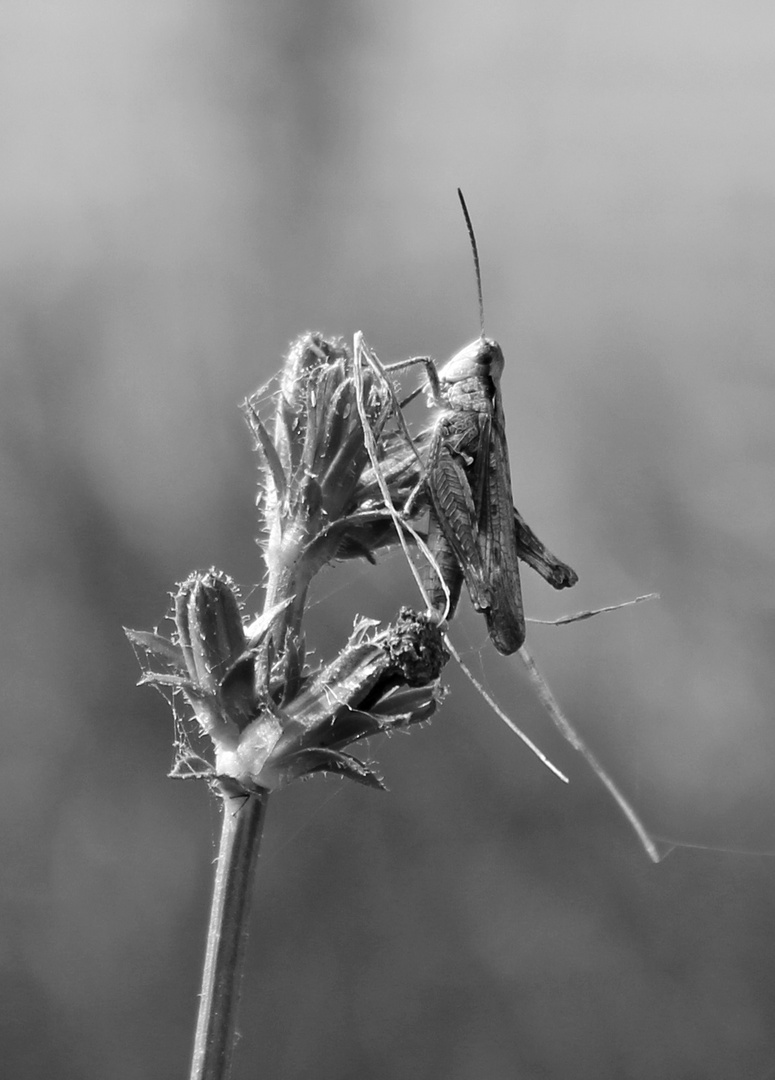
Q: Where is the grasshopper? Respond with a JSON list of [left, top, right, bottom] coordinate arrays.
[[353, 207, 661, 861], [394, 190, 578, 654]]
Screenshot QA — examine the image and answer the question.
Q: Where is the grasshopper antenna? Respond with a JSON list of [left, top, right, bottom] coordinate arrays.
[[457, 187, 485, 341]]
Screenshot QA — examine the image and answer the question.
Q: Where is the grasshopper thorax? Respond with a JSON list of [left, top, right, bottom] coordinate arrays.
[[438, 336, 505, 387]]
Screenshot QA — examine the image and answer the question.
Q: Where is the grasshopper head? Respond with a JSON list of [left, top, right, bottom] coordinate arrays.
[[439, 337, 505, 385]]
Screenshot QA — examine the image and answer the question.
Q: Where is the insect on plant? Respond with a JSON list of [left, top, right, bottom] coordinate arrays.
[[353, 193, 661, 862], [382, 189, 578, 653]]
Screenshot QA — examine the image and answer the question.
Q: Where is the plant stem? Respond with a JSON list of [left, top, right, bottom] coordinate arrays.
[[189, 789, 270, 1080]]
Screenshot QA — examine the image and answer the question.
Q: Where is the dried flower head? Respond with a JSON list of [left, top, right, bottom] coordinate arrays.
[[243, 333, 425, 643], [127, 570, 447, 793], [127, 330, 449, 799]]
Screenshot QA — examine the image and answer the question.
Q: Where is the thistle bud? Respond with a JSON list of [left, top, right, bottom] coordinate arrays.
[[174, 570, 246, 695], [276, 333, 350, 478]]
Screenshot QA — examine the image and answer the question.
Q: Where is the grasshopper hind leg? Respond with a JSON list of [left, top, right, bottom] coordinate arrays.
[[513, 507, 578, 590]]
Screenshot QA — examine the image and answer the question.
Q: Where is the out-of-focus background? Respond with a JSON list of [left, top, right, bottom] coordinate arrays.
[[4, 2, 775, 1077]]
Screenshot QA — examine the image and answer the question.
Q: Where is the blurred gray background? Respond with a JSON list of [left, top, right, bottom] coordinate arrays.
[[4, 2, 775, 1077]]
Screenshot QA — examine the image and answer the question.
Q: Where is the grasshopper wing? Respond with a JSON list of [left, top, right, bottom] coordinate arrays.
[[476, 404, 526, 655], [424, 411, 491, 614]]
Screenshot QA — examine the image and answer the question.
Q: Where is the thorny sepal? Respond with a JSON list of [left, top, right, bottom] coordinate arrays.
[[242, 334, 425, 646], [214, 608, 449, 792]]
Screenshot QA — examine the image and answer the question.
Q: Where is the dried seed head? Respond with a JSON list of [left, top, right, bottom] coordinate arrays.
[[217, 607, 449, 792], [384, 607, 450, 687]]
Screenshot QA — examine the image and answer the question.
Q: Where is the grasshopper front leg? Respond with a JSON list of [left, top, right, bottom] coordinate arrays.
[[383, 355, 444, 407]]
